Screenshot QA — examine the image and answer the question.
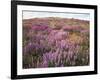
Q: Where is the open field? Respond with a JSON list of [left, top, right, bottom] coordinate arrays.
[[22, 17, 89, 68]]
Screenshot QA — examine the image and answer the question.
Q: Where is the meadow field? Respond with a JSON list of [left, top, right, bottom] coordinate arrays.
[[22, 17, 89, 68]]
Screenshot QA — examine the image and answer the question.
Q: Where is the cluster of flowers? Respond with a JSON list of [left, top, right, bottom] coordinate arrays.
[[23, 21, 89, 68]]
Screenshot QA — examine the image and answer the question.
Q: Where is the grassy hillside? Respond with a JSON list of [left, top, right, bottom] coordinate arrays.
[[22, 17, 89, 68]]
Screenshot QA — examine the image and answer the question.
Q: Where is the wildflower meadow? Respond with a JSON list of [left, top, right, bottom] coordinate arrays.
[[22, 17, 89, 68]]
